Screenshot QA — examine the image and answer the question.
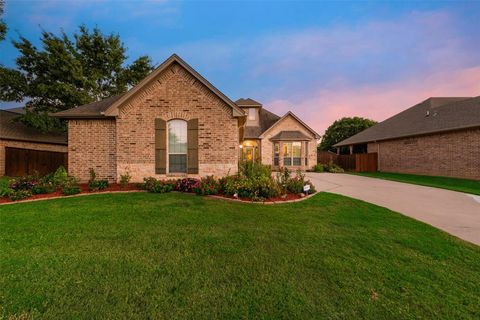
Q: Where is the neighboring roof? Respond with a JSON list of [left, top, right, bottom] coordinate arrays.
[[236, 98, 262, 107], [0, 109, 67, 145], [243, 108, 281, 139], [53, 94, 125, 119], [259, 111, 321, 140], [270, 130, 312, 141], [334, 96, 480, 147], [54, 54, 245, 119], [5, 107, 26, 115]]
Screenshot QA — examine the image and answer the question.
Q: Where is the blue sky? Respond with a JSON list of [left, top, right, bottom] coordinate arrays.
[[1, 0, 480, 134]]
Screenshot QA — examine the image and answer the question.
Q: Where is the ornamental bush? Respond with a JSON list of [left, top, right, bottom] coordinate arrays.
[[194, 176, 219, 196], [61, 176, 81, 195], [175, 178, 200, 193], [88, 168, 109, 191], [9, 189, 32, 201]]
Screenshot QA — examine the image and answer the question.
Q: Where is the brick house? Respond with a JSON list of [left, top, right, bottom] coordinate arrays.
[[54, 54, 319, 182], [334, 96, 480, 180], [0, 108, 67, 176]]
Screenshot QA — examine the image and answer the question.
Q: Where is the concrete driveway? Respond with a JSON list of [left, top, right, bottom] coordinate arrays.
[[306, 173, 480, 246]]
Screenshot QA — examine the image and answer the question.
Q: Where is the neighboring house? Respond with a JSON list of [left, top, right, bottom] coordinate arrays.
[[0, 108, 67, 176], [54, 54, 319, 182], [334, 96, 480, 180]]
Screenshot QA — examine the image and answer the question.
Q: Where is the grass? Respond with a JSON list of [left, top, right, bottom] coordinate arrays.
[[0, 176, 9, 189], [351, 171, 480, 195], [1, 193, 479, 319]]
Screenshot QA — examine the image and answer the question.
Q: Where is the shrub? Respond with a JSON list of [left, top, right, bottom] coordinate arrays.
[[120, 172, 131, 187], [325, 162, 344, 173], [88, 168, 109, 191], [9, 189, 32, 201], [32, 181, 56, 195], [61, 176, 81, 195], [225, 176, 280, 200], [194, 176, 219, 196], [313, 164, 325, 172], [176, 178, 200, 193], [151, 181, 175, 193], [219, 175, 238, 195], [9, 175, 39, 191], [142, 177, 175, 193], [0, 186, 13, 198], [239, 162, 272, 179], [53, 166, 69, 186]]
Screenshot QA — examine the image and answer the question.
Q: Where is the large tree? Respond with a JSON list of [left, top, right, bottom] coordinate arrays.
[[0, 0, 6, 42], [319, 117, 377, 152], [0, 25, 154, 132]]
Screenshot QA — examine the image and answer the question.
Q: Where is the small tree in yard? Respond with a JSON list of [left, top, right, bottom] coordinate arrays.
[[0, 24, 154, 132], [319, 117, 377, 152]]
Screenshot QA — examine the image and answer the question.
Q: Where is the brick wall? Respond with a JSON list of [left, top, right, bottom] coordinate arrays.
[[367, 128, 480, 180], [260, 115, 317, 170], [0, 139, 67, 176], [68, 119, 116, 182], [115, 62, 239, 182]]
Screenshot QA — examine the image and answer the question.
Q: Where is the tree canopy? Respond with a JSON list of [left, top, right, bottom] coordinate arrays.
[[0, 25, 154, 132], [319, 117, 377, 152], [0, 0, 6, 42]]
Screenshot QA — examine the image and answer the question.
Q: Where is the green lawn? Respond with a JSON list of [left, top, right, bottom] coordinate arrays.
[[351, 172, 480, 195], [1, 193, 479, 319]]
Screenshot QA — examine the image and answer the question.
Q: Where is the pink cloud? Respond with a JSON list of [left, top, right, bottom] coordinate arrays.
[[267, 66, 480, 136]]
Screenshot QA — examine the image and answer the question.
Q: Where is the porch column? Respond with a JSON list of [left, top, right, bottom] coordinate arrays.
[[349, 145, 353, 155], [279, 141, 284, 167], [336, 147, 340, 155], [300, 141, 306, 170]]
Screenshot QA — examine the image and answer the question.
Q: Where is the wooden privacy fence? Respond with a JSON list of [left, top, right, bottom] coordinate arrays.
[[318, 151, 378, 172], [5, 147, 68, 177]]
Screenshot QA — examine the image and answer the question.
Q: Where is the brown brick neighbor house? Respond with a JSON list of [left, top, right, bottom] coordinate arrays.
[[54, 54, 319, 182], [334, 96, 480, 180]]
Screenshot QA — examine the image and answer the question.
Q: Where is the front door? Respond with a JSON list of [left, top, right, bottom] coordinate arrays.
[[243, 146, 255, 162]]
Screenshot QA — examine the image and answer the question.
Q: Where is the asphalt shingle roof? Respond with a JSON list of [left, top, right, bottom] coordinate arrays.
[[0, 109, 67, 144], [243, 108, 281, 139], [334, 96, 480, 147], [235, 98, 262, 107], [270, 130, 311, 141], [53, 94, 125, 118]]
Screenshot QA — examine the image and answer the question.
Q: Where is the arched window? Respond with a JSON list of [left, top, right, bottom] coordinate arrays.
[[168, 119, 187, 173]]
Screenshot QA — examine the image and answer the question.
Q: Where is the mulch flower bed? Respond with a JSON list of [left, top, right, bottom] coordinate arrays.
[[0, 184, 313, 205], [0, 183, 142, 204]]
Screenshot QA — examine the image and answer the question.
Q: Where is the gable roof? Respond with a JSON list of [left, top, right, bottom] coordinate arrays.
[[236, 98, 263, 107], [270, 130, 311, 141], [334, 96, 480, 147], [54, 54, 245, 119], [53, 94, 125, 118], [0, 109, 67, 145], [243, 107, 281, 139], [259, 111, 321, 140]]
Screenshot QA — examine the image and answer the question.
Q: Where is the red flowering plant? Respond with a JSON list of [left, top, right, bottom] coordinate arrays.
[[175, 178, 201, 193], [194, 176, 219, 196]]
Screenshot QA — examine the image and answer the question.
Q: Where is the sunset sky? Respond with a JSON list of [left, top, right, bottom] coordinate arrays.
[[1, 0, 480, 134]]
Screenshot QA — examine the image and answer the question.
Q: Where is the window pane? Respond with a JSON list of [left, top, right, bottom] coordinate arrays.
[[283, 143, 292, 157], [293, 158, 301, 166], [284, 157, 292, 166], [168, 120, 187, 154], [248, 108, 256, 120], [292, 142, 301, 157], [168, 120, 187, 173], [169, 154, 187, 173]]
